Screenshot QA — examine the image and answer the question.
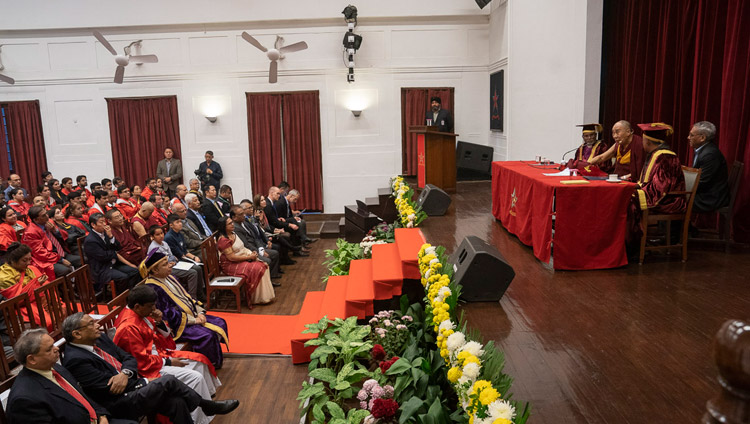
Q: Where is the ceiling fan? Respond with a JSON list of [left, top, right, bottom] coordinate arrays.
[[93, 30, 159, 84], [241, 32, 308, 83], [0, 46, 15, 85]]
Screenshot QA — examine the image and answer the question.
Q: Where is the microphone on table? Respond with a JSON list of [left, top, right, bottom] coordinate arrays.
[[561, 146, 580, 163]]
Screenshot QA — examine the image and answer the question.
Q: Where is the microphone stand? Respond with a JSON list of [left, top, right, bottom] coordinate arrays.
[[561, 146, 581, 164]]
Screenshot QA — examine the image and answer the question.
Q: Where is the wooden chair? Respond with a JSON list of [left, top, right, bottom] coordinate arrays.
[[0, 293, 38, 347], [96, 304, 124, 338], [76, 237, 86, 265], [693, 161, 744, 252], [639, 166, 701, 264], [200, 236, 243, 313], [138, 233, 152, 258], [107, 289, 130, 311], [65, 265, 98, 314], [34, 277, 76, 339]]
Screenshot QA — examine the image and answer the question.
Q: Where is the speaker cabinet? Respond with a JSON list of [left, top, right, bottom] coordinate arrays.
[[450, 236, 515, 302], [416, 184, 451, 216], [456, 141, 493, 174]]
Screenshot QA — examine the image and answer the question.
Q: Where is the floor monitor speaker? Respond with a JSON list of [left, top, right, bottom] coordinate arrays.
[[456, 141, 493, 174], [450, 236, 515, 302], [416, 184, 451, 216]]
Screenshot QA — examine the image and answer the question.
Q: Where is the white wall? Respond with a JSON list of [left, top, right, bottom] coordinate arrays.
[[505, 0, 603, 161], [488, 0, 509, 161], [0, 15, 490, 212]]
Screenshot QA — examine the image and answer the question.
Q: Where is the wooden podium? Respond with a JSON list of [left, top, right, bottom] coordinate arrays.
[[409, 126, 458, 192]]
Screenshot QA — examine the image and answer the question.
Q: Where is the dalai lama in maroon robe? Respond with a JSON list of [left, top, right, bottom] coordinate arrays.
[[139, 250, 228, 369], [590, 120, 645, 180], [626, 122, 686, 246]]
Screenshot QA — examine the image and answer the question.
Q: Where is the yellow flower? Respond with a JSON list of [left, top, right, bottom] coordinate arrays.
[[440, 348, 449, 358], [447, 366, 462, 383], [479, 387, 499, 405], [492, 419, 512, 424], [471, 380, 492, 395], [469, 416, 474, 424], [463, 355, 480, 366], [457, 351, 472, 363]]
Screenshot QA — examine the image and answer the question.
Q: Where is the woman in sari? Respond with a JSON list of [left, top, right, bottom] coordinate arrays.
[[51, 206, 86, 252], [47, 179, 67, 206], [131, 184, 145, 207], [0, 242, 51, 329], [215, 216, 274, 306], [0, 207, 27, 251]]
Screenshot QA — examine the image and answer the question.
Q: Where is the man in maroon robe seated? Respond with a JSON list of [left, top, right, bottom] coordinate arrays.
[[590, 120, 645, 180], [566, 123, 610, 172], [626, 122, 686, 251]]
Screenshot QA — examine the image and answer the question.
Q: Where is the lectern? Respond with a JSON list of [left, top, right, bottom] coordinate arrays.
[[409, 126, 458, 192]]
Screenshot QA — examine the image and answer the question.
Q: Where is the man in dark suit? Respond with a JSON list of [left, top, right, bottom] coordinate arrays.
[[186, 193, 214, 237], [61, 312, 239, 423], [264, 186, 308, 256], [7, 328, 115, 424], [688, 121, 730, 213], [155, 147, 182, 199], [274, 188, 316, 245], [200, 184, 225, 233], [174, 200, 207, 258], [230, 205, 281, 282], [425, 96, 453, 133], [83, 213, 140, 293]]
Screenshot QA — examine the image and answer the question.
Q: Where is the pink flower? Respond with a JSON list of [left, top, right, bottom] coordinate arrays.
[[371, 386, 385, 399], [363, 379, 378, 392], [383, 385, 394, 398], [360, 401, 368, 409], [358, 389, 368, 401]]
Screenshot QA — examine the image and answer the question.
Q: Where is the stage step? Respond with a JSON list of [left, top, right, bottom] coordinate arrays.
[[395, 228, 427, 279], [307, 221, 325, 237], [371, 243, 404, 299], [290, 291, 325, 364], [365, 196, 380, 207], [320, 220, 342, 239], [345, 259, 375, 319], [320, 276, 348, 321], [338, 217, 346, 237]]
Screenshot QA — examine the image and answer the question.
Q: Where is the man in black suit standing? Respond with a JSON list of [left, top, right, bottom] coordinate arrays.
[[83, 213, 140, 293], [688, 121, 730, 213], [61, 313, 239, 423], [6, 328, 115, 424], [425, 96, 453, 133]]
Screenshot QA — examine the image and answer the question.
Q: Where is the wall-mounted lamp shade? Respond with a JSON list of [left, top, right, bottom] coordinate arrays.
[[206, 116, 218, 123], [351, 110, 362, 117]]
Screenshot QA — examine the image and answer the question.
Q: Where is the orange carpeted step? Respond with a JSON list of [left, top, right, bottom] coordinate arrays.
[[345, 259, 375, 319], [371, 243, 404, 298], [320, 276, 348, 321], [290, 291, 326, 364], [212, 312, 296, 355], [395, 228, 426, 279]]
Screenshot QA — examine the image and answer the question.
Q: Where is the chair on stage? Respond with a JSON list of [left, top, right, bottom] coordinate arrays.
[[692, 161, 744, 252], [639, 166, 701, 264]]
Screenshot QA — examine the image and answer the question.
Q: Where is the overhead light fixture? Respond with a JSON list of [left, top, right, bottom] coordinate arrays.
[[205, 116, 218, 123], [351, 110, 362, 117], [475, 0, 492, 9]]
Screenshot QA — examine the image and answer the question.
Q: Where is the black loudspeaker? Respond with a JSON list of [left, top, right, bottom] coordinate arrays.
[[450, 236, 515, 302], [416, 184, 451, 216], [456, 141, 493, 174]]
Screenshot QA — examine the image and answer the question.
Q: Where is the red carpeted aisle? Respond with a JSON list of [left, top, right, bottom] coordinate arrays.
[[215, 228, 426, 363]]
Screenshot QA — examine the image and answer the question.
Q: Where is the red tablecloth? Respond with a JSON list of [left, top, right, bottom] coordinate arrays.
[[491, 161, 635, 270]]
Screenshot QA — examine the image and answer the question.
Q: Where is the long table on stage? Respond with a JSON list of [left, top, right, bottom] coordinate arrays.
[[491, 161, 636, 270]]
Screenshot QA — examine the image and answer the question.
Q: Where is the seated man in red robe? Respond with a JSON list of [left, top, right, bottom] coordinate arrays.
[[565, 123, 610, 171], [131, 202, 160, 238], [626, 123, 686, 250], [590, 120, 645, 180], [106, 209, 143, 266], [114, 284, 220, 424]]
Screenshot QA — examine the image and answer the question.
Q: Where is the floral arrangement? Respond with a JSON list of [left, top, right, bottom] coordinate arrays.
[[360, 235, 388, 258], [358, 379, 398, 424], [419, 243, 528, 424], [390, 176, 427, 228], [368, 310, 413, 356]]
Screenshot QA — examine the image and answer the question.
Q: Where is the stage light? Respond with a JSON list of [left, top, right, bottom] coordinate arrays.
[[342, 5, 358, 24]]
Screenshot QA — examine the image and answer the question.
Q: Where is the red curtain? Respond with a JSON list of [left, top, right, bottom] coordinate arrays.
[[601, 0, 750, 242], [282, 91, 323, 211], [401, 88, 454, 175], [246, 93, 284, 201], [0, 105, 11, 181], [106, 96, 182, 188], [5, 101, 48, 197]]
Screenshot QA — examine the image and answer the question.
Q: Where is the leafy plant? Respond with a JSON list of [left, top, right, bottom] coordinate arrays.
[[323, 238, 364, 282]]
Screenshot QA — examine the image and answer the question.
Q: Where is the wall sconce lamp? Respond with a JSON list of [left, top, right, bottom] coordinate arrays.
[[351, 110, 362, 117], [205, 116, 218, 123]]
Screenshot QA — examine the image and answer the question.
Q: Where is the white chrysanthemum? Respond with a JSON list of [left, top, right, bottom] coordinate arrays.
[[457, 375, 471, 385], [438, 319, 455, 332], [424, 269, 431, 279], [459, 341, 485, 357], [475, 418, 493, 424], [425, 246, 437, 255], [462, 362, 480, 379], [436, 286, 451, 302], [406, 222, 414, 228], [446, 332, 466, 352], [488, 399, 516, 420], [429, 258, 439, 265]]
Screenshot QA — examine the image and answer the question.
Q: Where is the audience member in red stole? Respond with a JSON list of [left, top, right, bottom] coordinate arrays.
[[64, 202, 90, 235], [47, 179, 67, 206], [106, 208, 144, 266], [112, 176, 124, 194], [170, 184, 188, 210], [130, 184, 144, 208], [22, 206, 81, 279], [0, 243, 51, 329], [60, 177, 74, 196], [50, 206, 86, 253], [37, 185, 56, 209], [31, 196, 46, 209], [155, 178, 168, 198], [0, 207, 26, 251], [7, 188, 31, 219], [141, 177, 157, 202], [115, 186, 139, 220], [149, 194, 170, 225], [87, 190, 109, 216], [131, 202, 160, 238], [73, 174, 92, 197]]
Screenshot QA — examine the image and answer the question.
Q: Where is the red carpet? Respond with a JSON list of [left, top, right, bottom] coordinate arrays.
[[214, 228, 426, 363]]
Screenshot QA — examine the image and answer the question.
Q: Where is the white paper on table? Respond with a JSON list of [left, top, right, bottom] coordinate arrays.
[[542, 169, 572, 177], [173, 261, 194, 271]]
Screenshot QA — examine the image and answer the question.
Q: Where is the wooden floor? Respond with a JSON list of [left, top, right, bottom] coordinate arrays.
[[212, 180, 750, 424]]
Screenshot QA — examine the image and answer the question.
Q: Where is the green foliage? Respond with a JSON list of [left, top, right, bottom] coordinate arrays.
[[369, 222, 396, 243], [322, 238, 364, 282]]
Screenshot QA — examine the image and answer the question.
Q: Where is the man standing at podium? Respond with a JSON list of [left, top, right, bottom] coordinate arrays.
[[425, 96, 453, 133]]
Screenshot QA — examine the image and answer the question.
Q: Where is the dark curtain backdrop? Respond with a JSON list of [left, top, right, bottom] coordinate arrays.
[[246, 93, 284, 201], [401, 87, 454, 175], [4, 101, 48, 197], [0, 105, 11, 180], [601, 0, 750, 242], [282, 91, 323, 211], [106, 96, 182, 188]]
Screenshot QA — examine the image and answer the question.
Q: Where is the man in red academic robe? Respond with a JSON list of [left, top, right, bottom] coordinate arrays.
[[566, 123, 610, 172], [22, 206, 78, 279], [590, 120, 645, 179], [627, 123, 686, 246]]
